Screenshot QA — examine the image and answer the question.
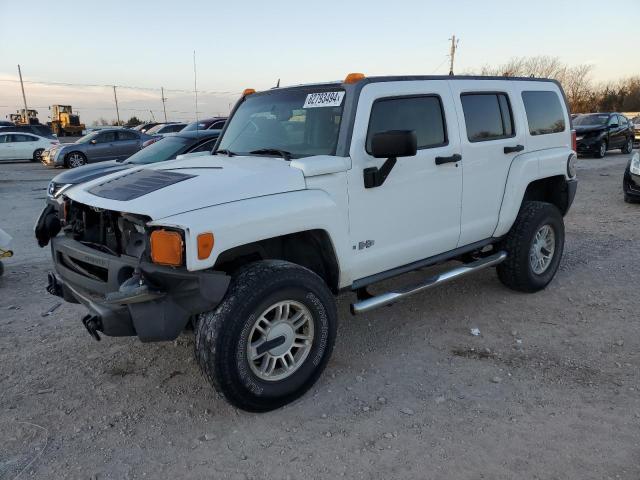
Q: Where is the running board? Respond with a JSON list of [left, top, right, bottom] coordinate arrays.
[[350, 251, 507, 315]]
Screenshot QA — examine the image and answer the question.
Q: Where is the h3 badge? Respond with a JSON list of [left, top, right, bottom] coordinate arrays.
[[357, 240, 375, 250]]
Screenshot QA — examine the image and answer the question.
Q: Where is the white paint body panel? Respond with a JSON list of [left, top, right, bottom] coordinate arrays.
[[64, 78, 573, 289]]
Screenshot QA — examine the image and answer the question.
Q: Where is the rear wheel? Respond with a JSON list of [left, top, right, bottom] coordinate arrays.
[[497, 201, 565, 292], [195, 260, 337, 412], [595, 141, 607, 158], [622, 137, 633, 154], [32, 148, 44, 162], [65, 151, 86, 168]]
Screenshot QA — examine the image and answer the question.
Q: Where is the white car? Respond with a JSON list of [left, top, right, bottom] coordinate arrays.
[[37, 73, 577, 412], [0, 132, 59, 162]]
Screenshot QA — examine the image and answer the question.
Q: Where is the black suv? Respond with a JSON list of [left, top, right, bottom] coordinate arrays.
[[574, 113, 634, 158], [0, 124, 56, 139]]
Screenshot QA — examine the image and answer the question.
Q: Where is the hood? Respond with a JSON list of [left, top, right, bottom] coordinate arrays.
[[574, 125, 606, 134], [65, 154, 306, 219], [52, 160, 131, 185]]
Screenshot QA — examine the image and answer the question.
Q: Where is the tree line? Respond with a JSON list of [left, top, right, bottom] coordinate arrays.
[[473, 56, 640, 114]]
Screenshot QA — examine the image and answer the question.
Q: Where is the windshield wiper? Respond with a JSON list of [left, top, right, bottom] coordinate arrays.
[[215, 149, 235, 157], [249, 148, 292, 161]]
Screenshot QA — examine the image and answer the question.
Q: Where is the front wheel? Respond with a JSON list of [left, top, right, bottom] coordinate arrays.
[[497, 201, 565, 292], [622, 137, 633, 154], [65, 152, 86, 168], [595, 141, 607, 158], [195, 260, 337, 412]]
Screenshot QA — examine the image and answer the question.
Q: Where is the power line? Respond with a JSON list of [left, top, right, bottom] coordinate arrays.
[[0, 78, 241, 96]]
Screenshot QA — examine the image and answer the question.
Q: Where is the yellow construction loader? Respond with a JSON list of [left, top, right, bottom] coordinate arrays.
[[50, 105, 85, 136]]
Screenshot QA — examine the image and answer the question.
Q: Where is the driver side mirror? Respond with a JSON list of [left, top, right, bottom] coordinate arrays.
[[608, 124, 619, 129], [370, 130, 417, 159]]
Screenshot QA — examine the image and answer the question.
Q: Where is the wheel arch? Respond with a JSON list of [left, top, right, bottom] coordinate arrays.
[[494, 148, 574, 238], [214, 229, 341, 293]]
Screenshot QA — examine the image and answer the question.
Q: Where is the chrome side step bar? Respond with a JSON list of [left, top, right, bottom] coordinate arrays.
[[350, 251, 507, 315]]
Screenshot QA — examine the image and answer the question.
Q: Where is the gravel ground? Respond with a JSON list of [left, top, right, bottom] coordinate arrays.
[[0, 152, 639, 480]]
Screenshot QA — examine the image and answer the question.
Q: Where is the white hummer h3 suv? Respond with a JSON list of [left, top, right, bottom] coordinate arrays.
[[36, 73, 578, 411]]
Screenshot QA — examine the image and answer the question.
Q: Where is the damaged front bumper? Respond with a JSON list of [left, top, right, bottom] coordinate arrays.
[[48, 235, 230, 342]]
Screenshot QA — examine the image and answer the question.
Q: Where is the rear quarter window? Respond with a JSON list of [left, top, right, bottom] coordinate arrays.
[[521, 91, 566, 136]]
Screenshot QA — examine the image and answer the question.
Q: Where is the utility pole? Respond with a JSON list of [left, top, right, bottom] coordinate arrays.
[[448, 35, 459, 76], [17, 64, 29, 124], [193, 50, 199, 129], [112, 85, 121, 125], [161, 87, 168, 122]]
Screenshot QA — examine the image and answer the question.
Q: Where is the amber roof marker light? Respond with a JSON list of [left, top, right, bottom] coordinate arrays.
[[242, 88, 256, 96], [344, 73, 366, 84]]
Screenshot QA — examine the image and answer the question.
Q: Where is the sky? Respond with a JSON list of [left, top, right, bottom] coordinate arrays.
[[1, 0, 638, 124]]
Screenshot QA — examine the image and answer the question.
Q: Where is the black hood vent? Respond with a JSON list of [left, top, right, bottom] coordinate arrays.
[[88, 169, 196, 201]]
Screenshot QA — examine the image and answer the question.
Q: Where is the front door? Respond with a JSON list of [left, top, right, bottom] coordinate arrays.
[[90, 131, 118, 161], [347, 81, 463, 281]]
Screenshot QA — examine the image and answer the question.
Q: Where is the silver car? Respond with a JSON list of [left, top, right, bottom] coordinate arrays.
[[41, 128, 153, 168]]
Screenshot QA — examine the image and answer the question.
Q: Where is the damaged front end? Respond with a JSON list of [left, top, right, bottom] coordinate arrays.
[[36, 200, 229, 342]]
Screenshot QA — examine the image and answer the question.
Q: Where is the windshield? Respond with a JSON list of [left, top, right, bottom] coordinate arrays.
[[124, 136, 191, 164], [75, 131, 101, 144], [574, 114, 609, 126], [217, 88, 345, 158]]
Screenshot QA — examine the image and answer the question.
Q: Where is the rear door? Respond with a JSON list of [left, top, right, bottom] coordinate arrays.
[[116, 130, 140, 159], [448, 80, 525, 246], [347, 80, 463, 281], [12, 134, 38, 159]]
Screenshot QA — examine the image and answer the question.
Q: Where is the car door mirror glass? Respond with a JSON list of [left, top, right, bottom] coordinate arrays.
[[609, 124, 618, 129], [370, 130, 417, 159]]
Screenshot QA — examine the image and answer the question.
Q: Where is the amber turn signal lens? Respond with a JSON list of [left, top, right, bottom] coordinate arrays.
[[150, 229, 183, 266], [344, 72, 365, 84], [242, 88, 256, 96], [197, 232, 214, 260]]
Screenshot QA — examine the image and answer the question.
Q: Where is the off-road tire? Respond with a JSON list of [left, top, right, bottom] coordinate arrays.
[[621, 137, 633, 154], [32, 148, 44, 162], [595, 141, 607, 158], [195, 260, 337, 412], [497, 201, 565, 293]]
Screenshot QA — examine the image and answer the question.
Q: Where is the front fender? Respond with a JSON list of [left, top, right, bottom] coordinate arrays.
[[149, 189, 350, 282]]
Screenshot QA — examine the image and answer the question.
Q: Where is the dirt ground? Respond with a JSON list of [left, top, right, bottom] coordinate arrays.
[[1, 152, 639, 480]]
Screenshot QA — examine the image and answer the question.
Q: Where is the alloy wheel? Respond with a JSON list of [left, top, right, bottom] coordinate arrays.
[[247, 300, 315, 382], [529, 224, 556, 274]]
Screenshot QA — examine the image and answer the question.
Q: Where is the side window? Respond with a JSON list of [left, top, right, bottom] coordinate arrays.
[[620, 116, 628, 127], [211, 121, 226, 130], [117, 130, 137, 141], [521, 91, 566, 135], [460, 93, 514, 142], [0, 134, 8, 143], [608, 115, 619, 126], [98, 132, 117, 143], [190, 139, 217, 153], [12, 134, 32, 142], [366, 95, 447, 153]]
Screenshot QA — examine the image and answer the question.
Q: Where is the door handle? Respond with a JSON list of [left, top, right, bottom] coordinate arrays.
[[435, 153, 462, 165], [504, 144, 524, 154]]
